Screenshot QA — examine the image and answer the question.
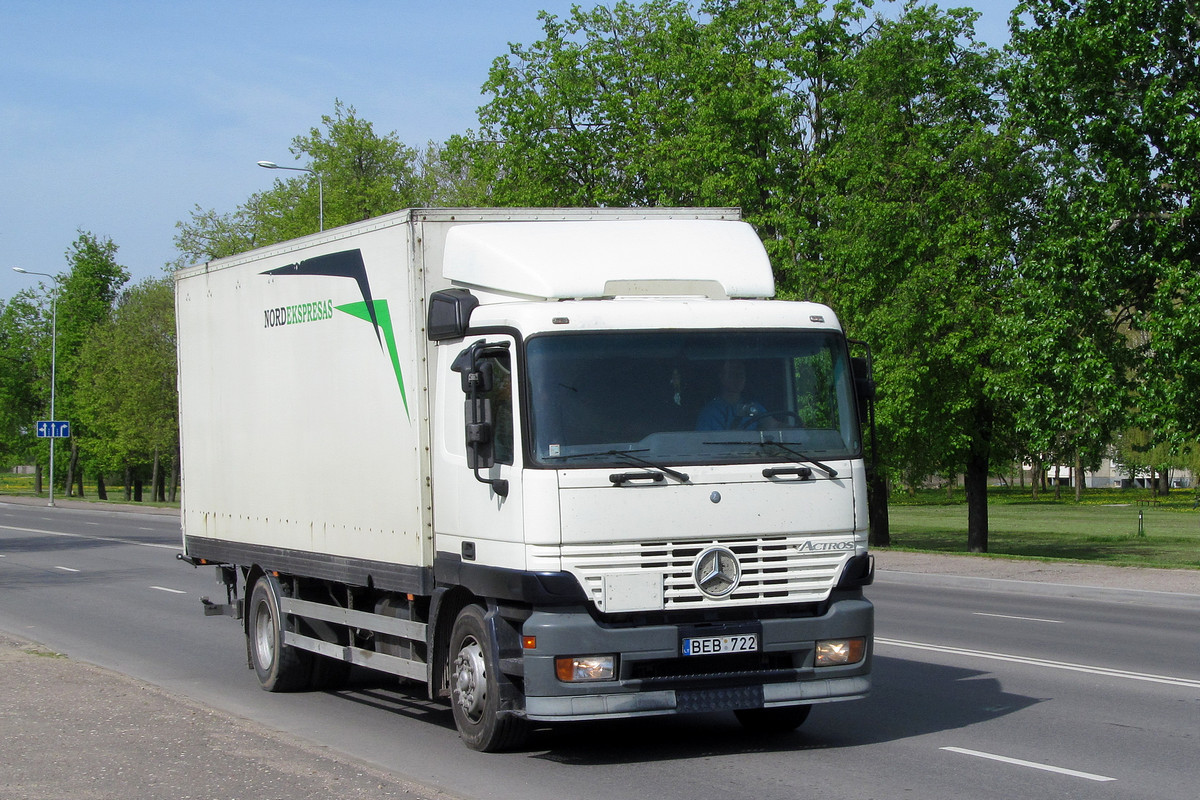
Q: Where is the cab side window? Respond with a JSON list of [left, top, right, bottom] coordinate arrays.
[[480, 353, 513, 465]]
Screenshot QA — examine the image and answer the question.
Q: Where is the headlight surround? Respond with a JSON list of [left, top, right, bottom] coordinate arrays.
[[815, 637, 867, 667], [555, 654, 616, 682]]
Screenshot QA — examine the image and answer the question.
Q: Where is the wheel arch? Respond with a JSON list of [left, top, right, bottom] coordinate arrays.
[[429, 586, 482, 699]]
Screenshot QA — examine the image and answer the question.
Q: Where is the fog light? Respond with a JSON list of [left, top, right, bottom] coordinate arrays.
[[555, 655, 615, 682], [815, 637, 866, 666]]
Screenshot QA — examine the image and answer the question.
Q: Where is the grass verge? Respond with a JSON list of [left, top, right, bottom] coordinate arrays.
[[885, 488, 1200, 570]]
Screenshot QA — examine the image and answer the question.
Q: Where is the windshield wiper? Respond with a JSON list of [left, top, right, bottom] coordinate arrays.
[[706, 440, 838, 478], [609, 450, 690, 483], [760, 441, 838, 478], [546, 449, 690, 484]]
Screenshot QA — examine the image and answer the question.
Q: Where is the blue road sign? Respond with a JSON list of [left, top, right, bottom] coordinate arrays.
[[36, 421, 70, 438]]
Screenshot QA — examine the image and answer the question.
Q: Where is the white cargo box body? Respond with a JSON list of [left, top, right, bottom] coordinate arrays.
[[176, 207, 756, 588], [176, 218, 433, 584]]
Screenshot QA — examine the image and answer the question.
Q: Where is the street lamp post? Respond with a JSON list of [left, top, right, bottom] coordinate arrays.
[[257, 160, 324, 232], [12, 267, 59, 507]]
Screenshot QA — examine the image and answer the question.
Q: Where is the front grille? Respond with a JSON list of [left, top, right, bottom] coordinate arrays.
[[559, 535, 852, 611], [629, 652, 797, 686], [676, 685, 765, 714]]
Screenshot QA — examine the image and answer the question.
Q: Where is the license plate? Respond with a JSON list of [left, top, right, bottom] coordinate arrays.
[[681, 633, 759, 656]]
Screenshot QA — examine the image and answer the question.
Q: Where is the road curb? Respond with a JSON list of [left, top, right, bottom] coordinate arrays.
[[0, 494, 179, 516]]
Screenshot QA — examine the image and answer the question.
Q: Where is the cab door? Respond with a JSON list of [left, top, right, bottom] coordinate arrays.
[[431, 335, 526, 571]]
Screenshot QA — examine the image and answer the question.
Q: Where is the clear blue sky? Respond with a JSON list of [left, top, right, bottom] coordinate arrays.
[[0, 0, 1016, 302]]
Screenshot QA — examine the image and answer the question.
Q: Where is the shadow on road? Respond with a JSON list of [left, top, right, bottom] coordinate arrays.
[[321, 653, 1036, 763]]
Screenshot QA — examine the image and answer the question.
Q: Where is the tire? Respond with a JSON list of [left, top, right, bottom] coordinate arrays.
[[734, 704, 811, 733], [448, 605, 529, 752], [247, 575, 313, 692]]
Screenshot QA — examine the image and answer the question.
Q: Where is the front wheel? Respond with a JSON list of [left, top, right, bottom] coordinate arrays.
[[448, 605, 529, 752]]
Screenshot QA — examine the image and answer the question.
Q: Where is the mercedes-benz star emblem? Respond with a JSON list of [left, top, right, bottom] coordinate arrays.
[[693, 546, 741, 599]]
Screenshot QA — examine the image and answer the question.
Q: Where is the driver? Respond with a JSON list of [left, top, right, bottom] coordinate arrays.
[[695, 360, 770, 430]]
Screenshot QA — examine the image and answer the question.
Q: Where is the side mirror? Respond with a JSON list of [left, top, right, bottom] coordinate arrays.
[[852, 355, 875, 398], [459, 357, 494, 395], [428, 288, 479, 341], [451, 341, 510, 498], [464, 397, 496, 470]]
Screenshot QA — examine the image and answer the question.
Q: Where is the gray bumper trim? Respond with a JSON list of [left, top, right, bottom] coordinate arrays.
[[525, 675, 871, 721]]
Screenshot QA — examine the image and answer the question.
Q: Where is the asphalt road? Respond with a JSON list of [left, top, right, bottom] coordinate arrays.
[[2, 499, 1198, 800]]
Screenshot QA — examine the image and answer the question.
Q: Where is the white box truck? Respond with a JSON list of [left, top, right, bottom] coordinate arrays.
[[176, 207, 875, 751]]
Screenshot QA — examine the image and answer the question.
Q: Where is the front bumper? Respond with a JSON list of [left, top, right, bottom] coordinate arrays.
[[519, 593, 873, 721]]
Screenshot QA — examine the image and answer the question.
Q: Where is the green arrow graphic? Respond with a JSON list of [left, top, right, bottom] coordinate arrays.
[[336, 299, 409, 418]]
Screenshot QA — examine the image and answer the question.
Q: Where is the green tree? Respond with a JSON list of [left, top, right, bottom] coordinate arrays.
[[0, 291, 44, 472], [473, 0, 706, 206], [1, 233, 128, 495], [56, 232, 130, 496], [74, 277, 178, 501], [171, 204, 260, 264], [473, 0, 871, 268], [1006, 0, 1200, 474], [472, 1, 1031, 551], [174, 100, 430, 264], [802, 5, 1031, 551], [290, 99, 423, 225]]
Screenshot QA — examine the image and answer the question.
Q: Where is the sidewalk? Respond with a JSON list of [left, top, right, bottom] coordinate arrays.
[[0, 633, 447, 800]]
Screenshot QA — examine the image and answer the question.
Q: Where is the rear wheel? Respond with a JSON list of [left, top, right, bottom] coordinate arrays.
[[247, 575, 312, 692], [448, 605, 529, 752], [734, 704, 811, 733]]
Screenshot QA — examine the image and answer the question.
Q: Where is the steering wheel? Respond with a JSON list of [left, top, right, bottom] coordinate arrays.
[[737, 410, 802, 430]]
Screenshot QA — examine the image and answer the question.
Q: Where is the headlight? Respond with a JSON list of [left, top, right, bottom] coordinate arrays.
[[555, 655, 616, 682], [815, 638, 866, 666]]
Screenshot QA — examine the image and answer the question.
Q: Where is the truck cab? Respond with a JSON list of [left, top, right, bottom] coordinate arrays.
[[425, 218, 873, 747]]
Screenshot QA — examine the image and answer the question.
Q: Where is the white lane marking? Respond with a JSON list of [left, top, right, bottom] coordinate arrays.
[[973, 612, 1063, 624], [942, 747, 1116, 782], [150, 586, 186, 595], [877, 637, 1200, 689], [54, 566, 80, 572], [0, 523, 177, 550]]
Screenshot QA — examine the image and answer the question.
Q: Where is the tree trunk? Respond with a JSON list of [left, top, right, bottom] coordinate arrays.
[[965, 405, 993, 554], [1074, 451, 1083, 502], [123, 465, 132, 502], [1030, 456, 1040, 500], [151, 447, 161, 503], [868, 469, 890, 547], [965, 453, 989, 553], [97, 474, 107, 501], [65, 440, 79, 497], [34, 464, 43, 496], [134, 476, 143, 503], [168, 446, 179, 504]]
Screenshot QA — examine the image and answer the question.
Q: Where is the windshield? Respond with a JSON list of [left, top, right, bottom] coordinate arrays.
[[525, 330, 861, 467]]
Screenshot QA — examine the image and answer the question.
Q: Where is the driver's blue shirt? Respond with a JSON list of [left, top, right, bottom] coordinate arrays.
[[696, 397, 768, 430]]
